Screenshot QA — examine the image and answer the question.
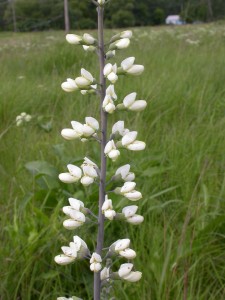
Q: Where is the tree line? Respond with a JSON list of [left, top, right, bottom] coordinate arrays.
[[0, 0, 225, 32]]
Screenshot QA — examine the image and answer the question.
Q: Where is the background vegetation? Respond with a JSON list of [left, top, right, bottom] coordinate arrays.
[[0, 0, 225, 31], [1, 21, 225, 299]]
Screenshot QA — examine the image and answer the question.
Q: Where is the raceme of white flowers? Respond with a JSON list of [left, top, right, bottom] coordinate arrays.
[[55, 2, 146, 298]]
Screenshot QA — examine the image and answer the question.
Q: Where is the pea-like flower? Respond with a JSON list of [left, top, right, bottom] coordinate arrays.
[[115, 181, 142, 201], [122, 205, 144, 225], [110, 30, 133, 43], [102, 95, 116, 114], [61, 78, 79, 92], [75, 68, 95, 88], [110, 238, 136, 259], [59, 164, 82, 184], [103, 63, 118, 83], [66, 34, 82, 45], [61, 117, 99, 140], [80, 157, 98, 186], [121, 131, 146, 151], [112, 121, 129, 137], [104, 140, 120, 161], [102, 195, 116, 220], [55, 236, 88, 265], [120, 57, 144, 76], [115, 164, 135, 182], [90, 252, 102, 272], [106, 84, 117, 100], [109, 38, 130, 50], [123, 92, 147, 112], [63, 199, 86, 230], [100, 267, 110, 281], [118, 263, 142, 282], [66, 33, 96, 46]]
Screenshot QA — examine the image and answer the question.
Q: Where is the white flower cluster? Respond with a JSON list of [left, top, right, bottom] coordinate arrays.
[[61, 117, 99, 142], [62, 198, 86, 230], [61, 68, 97, 95], [59, 157, 98, 186], [54, 236, 89, 265], [16, 112, 32, 126]]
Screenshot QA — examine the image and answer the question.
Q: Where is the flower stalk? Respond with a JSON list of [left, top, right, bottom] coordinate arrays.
[[94, 5, 107, 300]]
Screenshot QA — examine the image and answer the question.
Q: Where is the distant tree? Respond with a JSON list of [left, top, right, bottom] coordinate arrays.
[[153, 7, 165, 25]]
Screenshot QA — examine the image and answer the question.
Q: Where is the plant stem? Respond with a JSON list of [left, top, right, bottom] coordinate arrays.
[[94, 5, 107, 300]]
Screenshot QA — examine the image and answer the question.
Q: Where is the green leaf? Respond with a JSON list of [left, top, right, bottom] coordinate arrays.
[[25, 160, 58, 177]]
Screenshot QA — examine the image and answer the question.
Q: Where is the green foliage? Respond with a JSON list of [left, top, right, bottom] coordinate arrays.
[[153, 8, 165, 25], [1, 23, 225, 299]]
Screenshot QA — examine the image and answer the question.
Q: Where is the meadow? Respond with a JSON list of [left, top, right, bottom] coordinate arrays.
[[0, 23, 225, 300]]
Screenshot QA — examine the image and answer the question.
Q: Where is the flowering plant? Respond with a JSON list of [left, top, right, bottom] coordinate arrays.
[[54, 1, 147, 299]]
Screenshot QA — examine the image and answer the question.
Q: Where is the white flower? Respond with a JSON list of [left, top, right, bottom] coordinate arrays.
[[62, 205, 86, 229], [83, 45, 96, 52], [59, 164, 82, 183], [82, 33, 96, 45], [66, 34, 82, 45], [110, 239, 136, 259], [110, 30, 132, 43], [61, 129, 80, 140], [16, 112, 32, 126], [122, 205, 138, 218], [118, 263, 142, 282], [61, 78, 78, 92], [98, 0, 105, 5], [114, 238, 130, 251], [102, 195, 116, 220], [126, 214, 144, 225], [123, 92, 147, 112], [114, 38, 130, 49], [54, 240, 78, 265], [104, 140, 120, 161], [106, 84, 117, 100], [80, 157, 98, 186], [120, 57, 144, 76], [75, 68, 94, 88], [119, 248, 136, 259], [120, 30, 132, 39], [90, 252, 102, 272], [121, 131, 146, 151], [73, 235, 89, 258], [115, 164, 135, 181], [115, 182, 142, 201], [112, 121, 129, 137], [83, 117, 99, 137], [102, 95, 116, 114], [101, 267, 110, 281], [103, 63, 118, 83]]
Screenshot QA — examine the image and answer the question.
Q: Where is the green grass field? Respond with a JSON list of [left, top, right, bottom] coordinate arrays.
[[1, 23, 225, 300]]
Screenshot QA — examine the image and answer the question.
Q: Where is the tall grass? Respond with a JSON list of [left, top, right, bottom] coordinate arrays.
[[0, 23, 225, 299]]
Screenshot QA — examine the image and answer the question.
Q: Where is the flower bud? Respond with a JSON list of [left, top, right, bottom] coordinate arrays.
[[54, 254, 75, 265], [66, 34, 82, 45], [61, 78, 78, 92], [61, 129, 79, 140], [126, 214, 144, 225], [119, 248, 136, 259], [82, 33, 96, 45]]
